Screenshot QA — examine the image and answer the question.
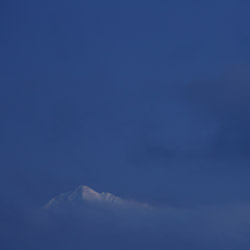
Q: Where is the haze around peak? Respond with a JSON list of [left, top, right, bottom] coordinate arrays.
[[44, 185, 141, 210]]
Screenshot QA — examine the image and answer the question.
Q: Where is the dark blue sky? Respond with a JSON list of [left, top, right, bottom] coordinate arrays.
[[1, 2, 250, 245]]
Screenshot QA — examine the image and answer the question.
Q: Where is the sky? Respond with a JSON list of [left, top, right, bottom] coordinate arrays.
[[1, 0, 250, 249]]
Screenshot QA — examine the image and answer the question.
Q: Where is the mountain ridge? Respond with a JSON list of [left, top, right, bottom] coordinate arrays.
[[44, 185, 124, 209]]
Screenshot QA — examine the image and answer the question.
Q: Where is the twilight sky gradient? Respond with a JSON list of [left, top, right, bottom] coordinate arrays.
[[1, 1, 250, 249]]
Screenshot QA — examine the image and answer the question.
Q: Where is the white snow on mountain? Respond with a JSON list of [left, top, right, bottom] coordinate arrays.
[[44, 185, 149, 210]]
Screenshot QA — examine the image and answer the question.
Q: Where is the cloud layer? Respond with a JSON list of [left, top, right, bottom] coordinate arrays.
[[2, 186, 250, 250]]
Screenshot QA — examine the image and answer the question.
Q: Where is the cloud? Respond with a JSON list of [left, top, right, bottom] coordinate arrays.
[[2, 186, 250, 250], [186, 66, 250, 157]]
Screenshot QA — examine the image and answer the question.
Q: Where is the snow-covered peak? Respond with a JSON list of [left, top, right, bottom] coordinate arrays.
[[44, 185, 123, 209], [78, 185, 102, 200]]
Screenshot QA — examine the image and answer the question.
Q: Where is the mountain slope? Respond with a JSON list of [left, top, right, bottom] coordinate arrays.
[[44, 185, 124, 209]]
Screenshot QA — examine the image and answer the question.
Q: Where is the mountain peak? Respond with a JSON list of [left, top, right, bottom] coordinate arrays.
[[78, 185, 103, 201], [44, 185, 123, 209]]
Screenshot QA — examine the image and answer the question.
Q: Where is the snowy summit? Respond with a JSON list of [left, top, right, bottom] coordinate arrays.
[[44, 185, 123, 209]]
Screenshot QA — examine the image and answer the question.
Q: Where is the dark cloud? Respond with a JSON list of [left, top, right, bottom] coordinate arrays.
[[186, 66, 250, 157]]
